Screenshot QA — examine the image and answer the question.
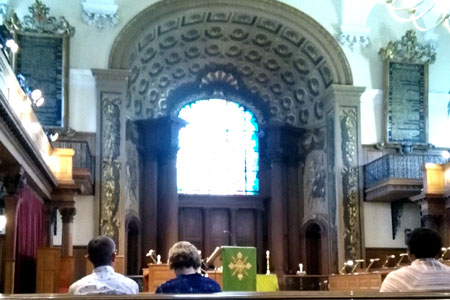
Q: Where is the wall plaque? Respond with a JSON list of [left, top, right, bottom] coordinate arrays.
[[379, 30, 435, 148], [6, 0, 74, 130], [386, 61, 427, 144], [16, 33, 67, 128]]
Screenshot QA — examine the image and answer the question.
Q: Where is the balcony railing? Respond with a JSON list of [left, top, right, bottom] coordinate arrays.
[[53, 140, 95, 178], [364, 154, 448, 187]]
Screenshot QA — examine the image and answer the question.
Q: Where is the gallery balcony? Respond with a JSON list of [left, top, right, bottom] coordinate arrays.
[[53, 140, 94, 195], [364, 153, 448, 202]]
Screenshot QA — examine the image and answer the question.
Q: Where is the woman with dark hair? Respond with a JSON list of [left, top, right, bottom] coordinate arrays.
[[155, 241, 221, 293]]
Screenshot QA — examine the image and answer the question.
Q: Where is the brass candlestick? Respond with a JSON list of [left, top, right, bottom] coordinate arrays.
[[266, 250, 270, 274]]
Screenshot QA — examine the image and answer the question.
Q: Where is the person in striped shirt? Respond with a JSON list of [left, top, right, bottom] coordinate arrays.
[[380, 227, 450, 292]]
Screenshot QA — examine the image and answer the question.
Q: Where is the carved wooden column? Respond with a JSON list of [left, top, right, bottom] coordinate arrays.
[[266, 126, 285, 276], [158, 117, 185, 259], [265, 124, 303, 275], [138, 116, 185, 260], [60, 207, 77, 256], [3, 167, 25, 294], [43, 205, 56, 247], [139, 147, 158, 262]]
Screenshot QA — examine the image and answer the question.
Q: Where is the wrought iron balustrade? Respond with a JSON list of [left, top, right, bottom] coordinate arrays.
[[53, 140, 95, 178], [364, 154, 447, 188]]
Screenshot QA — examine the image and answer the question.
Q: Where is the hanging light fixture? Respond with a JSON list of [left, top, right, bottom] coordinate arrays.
[[384, 0, 450, 32]]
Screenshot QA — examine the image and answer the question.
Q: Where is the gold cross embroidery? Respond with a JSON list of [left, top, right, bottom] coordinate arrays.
[[228, 251, 252, 280]]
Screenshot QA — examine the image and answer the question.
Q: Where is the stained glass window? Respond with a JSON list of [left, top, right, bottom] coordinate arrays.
[[177, 99, 259, 195]]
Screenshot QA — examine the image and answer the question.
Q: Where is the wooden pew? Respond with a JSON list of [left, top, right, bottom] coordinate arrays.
[[2, 291, 450, 300]]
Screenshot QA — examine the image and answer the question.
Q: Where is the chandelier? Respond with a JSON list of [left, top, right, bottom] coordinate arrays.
[[384, 0, 450, 32]]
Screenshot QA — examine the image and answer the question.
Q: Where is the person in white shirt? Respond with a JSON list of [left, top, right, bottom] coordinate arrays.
[[68, 236, 139, 295], [380, 227, 450, 292]]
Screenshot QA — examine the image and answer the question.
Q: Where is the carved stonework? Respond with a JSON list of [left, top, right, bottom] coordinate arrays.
[[100, 93, 121, 241], [125, 120, 139, 214], [326, 110, 338, 271], [81, 0, 119, 29], [3, 167, 25, 196], [379, 30, 436, 64], [60, 207, 76, 223], [127, 9, 334, 128], [340, 107, 361, 260], [6, 0, 75, 36]]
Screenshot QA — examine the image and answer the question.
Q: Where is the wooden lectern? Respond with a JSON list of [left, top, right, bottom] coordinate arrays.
[[142, 264, 175, 292]]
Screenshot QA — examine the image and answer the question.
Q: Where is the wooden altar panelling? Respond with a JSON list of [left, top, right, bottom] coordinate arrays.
[[328, 273, 382, 291], [209, 209, 230, 250], [179, 208, 203, 250], [36, 247, 61, 293], [178, 195, 264, 262], [236, 210, 256, 246]]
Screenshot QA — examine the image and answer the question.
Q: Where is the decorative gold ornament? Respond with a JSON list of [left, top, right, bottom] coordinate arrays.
[[228, 252, 252, 281]]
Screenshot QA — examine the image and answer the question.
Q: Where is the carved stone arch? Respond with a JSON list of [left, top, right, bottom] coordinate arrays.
[[166, 67, 271, 125], [300, 216, 330, 274], [125, 214, 141, 275], [109, 0, 353, 128]]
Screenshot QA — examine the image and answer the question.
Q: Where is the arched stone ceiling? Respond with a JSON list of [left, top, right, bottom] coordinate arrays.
[[109, 0, 353, 128]]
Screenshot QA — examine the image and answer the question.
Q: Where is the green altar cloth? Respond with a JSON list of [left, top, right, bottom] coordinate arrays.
[[222, 246, 257, 291]]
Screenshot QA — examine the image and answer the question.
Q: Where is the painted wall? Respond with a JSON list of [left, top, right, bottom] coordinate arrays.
[[8, 0, 450, 248], [363, 202, 421, 248], [53, 195, 95, 246]]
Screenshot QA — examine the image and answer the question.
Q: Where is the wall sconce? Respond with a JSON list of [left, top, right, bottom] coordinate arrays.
[[45, 130, 59, 142], [0, 24, 18, 58], [30, 88, 45, 107], [16, 74, 45, 107]]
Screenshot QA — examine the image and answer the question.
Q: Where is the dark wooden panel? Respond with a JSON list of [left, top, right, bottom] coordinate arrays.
[[236, 209, 256, 246], [209, 209, 230, 250], [179, 208, 203, 250]]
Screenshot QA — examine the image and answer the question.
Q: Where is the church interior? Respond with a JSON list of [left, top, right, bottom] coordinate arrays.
[[0, 0, 450, 295]]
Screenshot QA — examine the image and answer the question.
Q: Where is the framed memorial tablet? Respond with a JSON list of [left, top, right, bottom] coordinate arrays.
[[379, 30, 435, 147], [6, 0, 74, 130]]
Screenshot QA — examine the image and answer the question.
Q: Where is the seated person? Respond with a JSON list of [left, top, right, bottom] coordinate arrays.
[[69, 236, 139, 295], [155, 241, 221, 293], [381, 227, 450, 292]]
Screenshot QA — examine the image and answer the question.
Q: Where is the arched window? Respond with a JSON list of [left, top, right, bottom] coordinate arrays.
[[177, 99, 259, 195]]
